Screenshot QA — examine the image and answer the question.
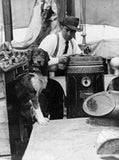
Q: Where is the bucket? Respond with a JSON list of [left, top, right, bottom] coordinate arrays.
[[83, 91, 117, 117], [107, 90, 119, 119]]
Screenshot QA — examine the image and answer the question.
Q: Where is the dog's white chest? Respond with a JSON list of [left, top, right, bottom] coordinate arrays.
[[30, 73, 47, 93]]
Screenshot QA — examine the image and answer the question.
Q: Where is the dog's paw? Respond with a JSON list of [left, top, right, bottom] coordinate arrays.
[[37, 117, 49, 125]]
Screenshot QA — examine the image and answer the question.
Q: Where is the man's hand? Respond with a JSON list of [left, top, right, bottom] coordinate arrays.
[[58, 55, 69, 70], [58, 55, 69, 64]]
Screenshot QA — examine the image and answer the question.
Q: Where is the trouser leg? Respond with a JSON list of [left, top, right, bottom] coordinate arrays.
[[39, 79, 64, 119]]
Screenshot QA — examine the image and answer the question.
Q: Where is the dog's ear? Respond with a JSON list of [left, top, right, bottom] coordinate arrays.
[[27, 45, 38, 64], [43, 50, 50, 63], [28, 46, 39, 65]]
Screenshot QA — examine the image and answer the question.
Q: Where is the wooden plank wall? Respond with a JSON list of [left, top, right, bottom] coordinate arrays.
[[2, 0, 13, 42], [0, 72, 11, 159]]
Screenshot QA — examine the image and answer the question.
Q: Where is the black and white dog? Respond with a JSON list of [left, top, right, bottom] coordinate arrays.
[[12, 48, 50, 125]]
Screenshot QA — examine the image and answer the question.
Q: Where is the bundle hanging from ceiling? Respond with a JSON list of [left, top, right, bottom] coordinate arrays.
[[11, 0, 60, 49]]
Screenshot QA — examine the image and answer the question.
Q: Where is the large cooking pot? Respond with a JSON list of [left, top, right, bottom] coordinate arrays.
[[68, 54, 103, 66], [67, 54, 104, 74]]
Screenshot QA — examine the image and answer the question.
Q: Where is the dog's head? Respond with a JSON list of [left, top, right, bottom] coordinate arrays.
[[29, 48, 50, 76]]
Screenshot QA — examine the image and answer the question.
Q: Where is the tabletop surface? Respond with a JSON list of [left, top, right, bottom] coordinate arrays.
[[22, 118, 119, 160]]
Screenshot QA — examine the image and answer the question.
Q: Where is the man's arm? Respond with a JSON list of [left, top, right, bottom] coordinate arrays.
[[38, 34, 59, 66], [48, 56, 59, 65]]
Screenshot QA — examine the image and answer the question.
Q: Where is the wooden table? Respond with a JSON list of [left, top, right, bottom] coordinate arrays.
[[22, 118, 119, 160]]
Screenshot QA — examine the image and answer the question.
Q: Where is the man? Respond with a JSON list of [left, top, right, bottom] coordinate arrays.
[[38, 16, 82, 119], [39, 16, 82, 74]]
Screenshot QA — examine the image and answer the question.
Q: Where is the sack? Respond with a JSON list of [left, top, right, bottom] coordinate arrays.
[[48, 64, 58, 72]]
